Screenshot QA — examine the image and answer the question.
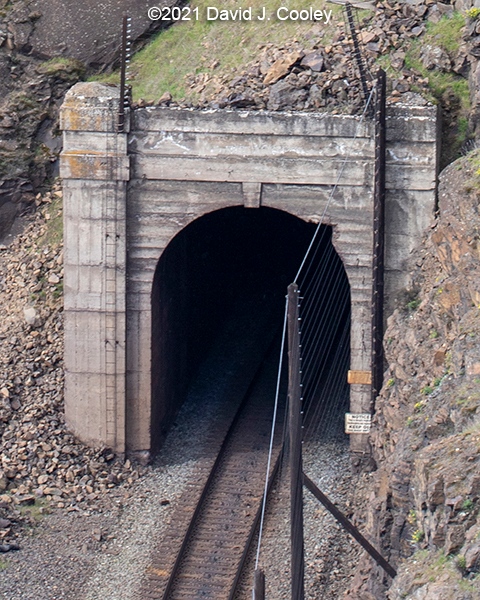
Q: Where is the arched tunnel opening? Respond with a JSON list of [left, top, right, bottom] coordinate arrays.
[[151, 206, 350, 453]]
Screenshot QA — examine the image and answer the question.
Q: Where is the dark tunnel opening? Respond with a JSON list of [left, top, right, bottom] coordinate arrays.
[[151, 206, 350, 452]]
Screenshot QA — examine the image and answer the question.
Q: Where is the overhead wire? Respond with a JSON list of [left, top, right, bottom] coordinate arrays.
[[302, 306, 350, 427], [254, 296, 288, 571], [253, 58, 377, 586], [304, 315, 351, 440], [300, 274, 349, 369], [294, 83, 376, 288]]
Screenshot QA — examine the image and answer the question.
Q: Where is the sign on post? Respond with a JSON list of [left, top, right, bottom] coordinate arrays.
[[345, 413, 372, 434]]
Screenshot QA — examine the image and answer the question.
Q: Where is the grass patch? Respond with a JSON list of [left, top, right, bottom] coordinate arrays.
[[0, 559, 9, 570], [94, 0, 343, 102], [379, 12, 470, 164], [18, 498, 50, 522], [53, 281, 63, 300], [409, 548, 480, 593], [9, 92, 41, 112], [408, 298, 420, 311], [38, 57, 86, 78], [459, 574, 480, 592], [38, 195, 63, 248], [425, 11, 465, 53]]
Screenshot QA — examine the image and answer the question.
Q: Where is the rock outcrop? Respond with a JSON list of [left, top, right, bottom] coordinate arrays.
[[345, 151, 480, 599], [0, 0, 179, 239]]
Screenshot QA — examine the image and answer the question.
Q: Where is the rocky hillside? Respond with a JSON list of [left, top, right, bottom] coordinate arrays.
[[1, 0, 479, 240], [0, 0, 179, 239], [343, 152, 480, 599], [0, 185, 148, 554], [122, 0, 473, 168]]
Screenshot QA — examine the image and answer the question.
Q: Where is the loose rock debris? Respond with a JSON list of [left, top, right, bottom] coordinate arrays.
[[0, 182, 146, 552]]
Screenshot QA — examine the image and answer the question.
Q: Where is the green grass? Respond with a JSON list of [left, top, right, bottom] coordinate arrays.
[[18, 498, 50, 522], [94, 0, 343, 102], [38, 57, 85, 77], [459, 574, 480, 592], [9, 92, 41, 113], [53, 281, 63, 300], [379, 12, 468, 105], [38, 195, 63, 248], [408, 549, 480, 593], [0, 559, 8, 570], [408, 298, 420, 311], [379, 12, 470, 163], [426, 11, 465, 53], [93, 2, 470, 126]]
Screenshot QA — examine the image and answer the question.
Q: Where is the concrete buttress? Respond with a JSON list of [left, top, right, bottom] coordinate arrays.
[[60, 82, 129, 453]]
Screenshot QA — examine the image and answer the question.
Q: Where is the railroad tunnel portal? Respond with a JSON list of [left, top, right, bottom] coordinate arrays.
[[59, 82, 438, 458], [150, 208, 350, 452]]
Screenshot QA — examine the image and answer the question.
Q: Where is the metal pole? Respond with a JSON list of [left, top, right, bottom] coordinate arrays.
[[344, 3, 371, 114], [253, 569, 266, 600], [118, 15, 128, 133], [371, 69, 386, 411], [287, 283, 304, 600]]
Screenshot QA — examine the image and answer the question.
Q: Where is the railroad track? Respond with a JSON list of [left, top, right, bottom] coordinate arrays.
[[141, 341, 286, 600]]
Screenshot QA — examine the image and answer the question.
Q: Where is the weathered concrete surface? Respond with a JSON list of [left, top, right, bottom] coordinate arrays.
[[60, 82, 438, 456], [61, 83, 128, 452]]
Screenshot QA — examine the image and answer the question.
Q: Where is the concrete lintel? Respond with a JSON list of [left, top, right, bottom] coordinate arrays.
[[242, 182, 262, 208], [132, 155, 370, 186], [131, 107, 373, 138]]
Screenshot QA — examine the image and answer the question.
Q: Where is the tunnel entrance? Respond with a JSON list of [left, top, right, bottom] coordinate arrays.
[[151, 207, 350, 452]]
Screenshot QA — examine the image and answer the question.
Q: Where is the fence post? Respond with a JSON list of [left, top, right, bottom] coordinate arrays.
[[371, 69, 386, 410], [287, 283, 304, 600], [253, 569, 266, 600]]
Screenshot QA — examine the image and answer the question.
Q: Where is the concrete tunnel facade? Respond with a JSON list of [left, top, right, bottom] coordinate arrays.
[[59, 82, 438, 460]]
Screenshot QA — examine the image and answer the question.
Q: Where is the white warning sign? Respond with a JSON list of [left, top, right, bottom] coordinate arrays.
[[345, 413, 372, 434]]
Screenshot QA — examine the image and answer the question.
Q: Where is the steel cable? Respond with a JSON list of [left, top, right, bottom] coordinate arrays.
[[304, 318, 351, 440], [254, 296, 288, 572], [294, 83, 376, 288]]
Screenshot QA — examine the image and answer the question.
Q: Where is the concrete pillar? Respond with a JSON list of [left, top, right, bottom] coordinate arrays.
[[60, 82, 130, 453]]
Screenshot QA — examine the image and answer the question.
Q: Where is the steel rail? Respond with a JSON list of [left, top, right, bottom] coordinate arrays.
[[161, 337, 282, 600], [227, 444, 285, 600]]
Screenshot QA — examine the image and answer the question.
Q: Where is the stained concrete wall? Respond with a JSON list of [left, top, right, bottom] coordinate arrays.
[[60, 82, 438, 457], [60, 83, 129, 452]]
